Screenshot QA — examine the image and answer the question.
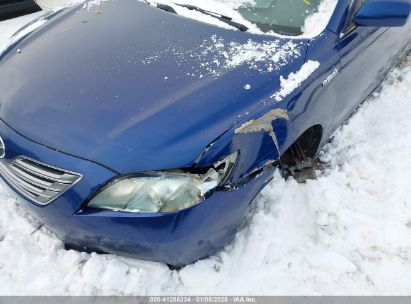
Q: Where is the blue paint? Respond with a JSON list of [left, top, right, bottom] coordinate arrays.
[[0, 0, 410, 266], [355, 0, 411, 27]]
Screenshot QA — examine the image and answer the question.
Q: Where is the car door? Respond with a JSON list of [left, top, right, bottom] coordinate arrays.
[[335, 0, 411, 123]]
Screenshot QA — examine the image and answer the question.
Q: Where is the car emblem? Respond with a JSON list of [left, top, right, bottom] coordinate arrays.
[[322, 68, 339, 87], [0, 137, 5, 159]]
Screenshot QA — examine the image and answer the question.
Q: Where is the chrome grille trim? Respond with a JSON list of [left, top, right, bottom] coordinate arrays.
[[0, 157, 82, 205]]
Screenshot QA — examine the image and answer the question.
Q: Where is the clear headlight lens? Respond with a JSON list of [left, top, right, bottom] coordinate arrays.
[[87, 152, 237, 213]]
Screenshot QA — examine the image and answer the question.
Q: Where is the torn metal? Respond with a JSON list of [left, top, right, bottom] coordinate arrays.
[[234, 108, 289, 155]]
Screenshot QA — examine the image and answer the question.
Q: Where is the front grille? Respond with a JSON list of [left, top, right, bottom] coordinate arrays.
[[0, 157, 82, 205]]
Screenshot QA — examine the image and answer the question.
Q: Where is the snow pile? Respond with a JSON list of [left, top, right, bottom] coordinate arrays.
[[3, 13, 411, 296], [218, 38, 301, 71], [35, 0, 79, 10], [217, 0, 255, 9], [0, 12, 45, 57], [1, 19, 47, 54], [273, 60, 320, 101], [302, 0, 338, 37], [34, 0, 107, 11], [82, 0, 109, 10], [142, 35, 302, 77]]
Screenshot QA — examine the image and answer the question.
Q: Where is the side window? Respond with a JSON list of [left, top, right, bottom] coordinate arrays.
[[344, 0, 366, 34]]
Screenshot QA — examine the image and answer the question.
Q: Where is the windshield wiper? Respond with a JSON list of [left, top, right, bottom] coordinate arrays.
[[140, 1, 177, 14], [156, 3, 177, 13], [142, 1, 248, 32], [174, 4, 249, 32]]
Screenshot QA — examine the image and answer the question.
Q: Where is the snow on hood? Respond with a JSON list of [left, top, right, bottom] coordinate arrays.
[[36, 0, 338, 38], [142, 35, 303, 78], [0, 0, 309, 173], [273, 60, 321, 102]]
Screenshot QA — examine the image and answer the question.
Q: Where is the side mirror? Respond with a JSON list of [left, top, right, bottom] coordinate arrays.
[[354, 0, 411, 27]]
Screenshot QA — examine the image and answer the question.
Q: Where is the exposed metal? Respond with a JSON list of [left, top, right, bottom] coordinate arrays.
[[235, 108, 289, 154], [280, 141, 325, 183]]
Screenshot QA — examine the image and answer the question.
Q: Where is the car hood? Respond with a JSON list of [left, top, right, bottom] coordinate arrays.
[[0, 0, 307, 174]]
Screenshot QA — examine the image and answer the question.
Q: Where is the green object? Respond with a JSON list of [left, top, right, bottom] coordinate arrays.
[[233, 0, 322, 35]]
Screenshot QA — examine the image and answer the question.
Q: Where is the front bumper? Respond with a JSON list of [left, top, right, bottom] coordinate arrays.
[[0, 119, 274, 266]]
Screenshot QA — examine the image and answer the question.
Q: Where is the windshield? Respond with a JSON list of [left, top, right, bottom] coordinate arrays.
[[221, 0, 322, 35], [148, 0, 335, 37]]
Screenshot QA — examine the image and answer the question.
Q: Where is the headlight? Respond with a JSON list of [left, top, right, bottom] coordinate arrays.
[[87, 152, 237, 213]]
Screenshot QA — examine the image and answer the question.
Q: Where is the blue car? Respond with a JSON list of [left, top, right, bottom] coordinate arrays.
[[0, 0, 410, 267]]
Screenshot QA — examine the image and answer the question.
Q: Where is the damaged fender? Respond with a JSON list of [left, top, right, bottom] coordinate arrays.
[[195, 106, 290, 184], [235, 108, 289, 155]]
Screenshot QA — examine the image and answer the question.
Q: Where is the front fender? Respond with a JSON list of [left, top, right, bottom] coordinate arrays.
[[195, 103, 290, 184], [194, 58, 324, 184]]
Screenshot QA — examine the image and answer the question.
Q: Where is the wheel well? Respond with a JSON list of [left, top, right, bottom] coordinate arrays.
[[279, 125, 323, 182], [296, 125, 323, 157], [287, 125, 323, 158]]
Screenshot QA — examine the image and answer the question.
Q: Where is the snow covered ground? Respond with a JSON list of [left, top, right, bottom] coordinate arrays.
[[1, 12, 411, 296]]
